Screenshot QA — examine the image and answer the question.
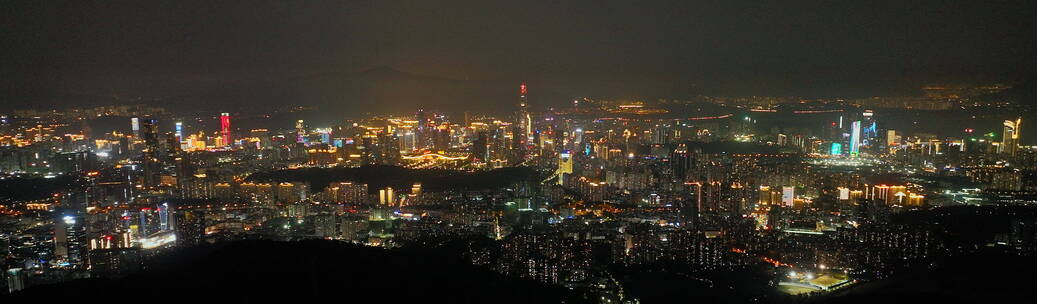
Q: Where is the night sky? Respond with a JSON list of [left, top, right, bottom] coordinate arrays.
[[2, 0, 1036, 110]]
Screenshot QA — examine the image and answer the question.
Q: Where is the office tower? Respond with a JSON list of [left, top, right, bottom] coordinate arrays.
[[165, 132, 180, 155], [838, 187, 850, 201], [487, 125, 509, 167], [142, 118, 159, 151], [251, 128, 271, 149], [862, 110, 877, 146], [54, 213, 87, 267], [871, 185, 888, 202], [471, 131, 488, 162], [907, 194, 925, 206], [379, 187, 395, 206], [6, 268, 28, 293], [174, 121, 183, 141], [1002, 118, 1021, 156], [380, 131, 401, 165], [433, 124, 450, 151], [131, 117, 140, 138], [728, 182, 748, 217], [158, 202, 171, 231], [517, 82, 532, 145], [415, 108, 428, 149], [889, 185, 907, 205], [555, 150, 573, 185], [823, 119, 840, 141], [175, 121, 187, 151], [670, 144, 692, 182], [318, 128, 331, 144], [220, 112, 231, 147], [174, 153, 194, 198], [681, 182, 703, 227], [758, 186, 772, 205], [850, 120, 861, 156], [296, 120, 306, 144], [781, 186, 795, 207], [135, 208, 164, 237], [399, 127, 418, 152], [140, 118, 161, 189], [408, 183, 423, 205]]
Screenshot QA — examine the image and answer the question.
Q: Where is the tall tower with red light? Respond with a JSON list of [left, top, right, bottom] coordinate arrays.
[[220, 112, 231, 147], [519, 82, 528, 109], [517, 82, 532, 145]]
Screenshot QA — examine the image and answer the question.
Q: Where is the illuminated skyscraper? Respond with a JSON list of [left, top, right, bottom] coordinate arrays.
[[1001, 118, 1021, 156], [296, 120, 306, 144], [131, 117, 140, 138], [543, 150, 574, 185], [517, 82, 532, 144], [158, 202, 171, 231], [175, 121, 186, 150], [220, 113, 231, 147], [758, 186, 772, 205], [399, 126, 418, 152], [671, 144, 692, 181], [6, 268, 27, 293], [379, 187, 395, 206], [433, 124, 450, 151], [557, 150, 573, 184], [141, 118, 159, 151], [862, 110, 877, 146], [837, 187, 850, 200], [174, 121, 183, 141], [471, 131, 488, 162], [850, 120, 861, 156], [316, 128, 332, 144], [54, 212, 86, 267], [781, 186, 795, 207], [681, 182, 703, 227], [140, 118, 161, 189]]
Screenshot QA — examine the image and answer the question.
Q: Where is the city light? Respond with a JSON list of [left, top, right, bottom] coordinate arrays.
[[0, 4, 1030, 301]]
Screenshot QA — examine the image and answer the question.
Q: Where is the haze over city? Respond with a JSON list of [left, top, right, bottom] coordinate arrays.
[[4, 1, 1036, 111]]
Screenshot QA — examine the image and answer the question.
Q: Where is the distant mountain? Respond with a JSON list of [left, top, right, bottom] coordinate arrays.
[[193, 66, 573, 116], [974, 79, 1037, 142], [5, 66, 574, 116], [298, 66, 578, 115], [976, 78, 1037, 106]]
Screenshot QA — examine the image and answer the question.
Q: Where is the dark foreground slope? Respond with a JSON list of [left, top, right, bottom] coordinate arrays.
[[4, 240, 579, 303], [814, 251, 1037, 304]]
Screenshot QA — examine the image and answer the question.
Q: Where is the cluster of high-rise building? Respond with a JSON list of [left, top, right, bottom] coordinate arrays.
[[1, 84, 1035, 300]]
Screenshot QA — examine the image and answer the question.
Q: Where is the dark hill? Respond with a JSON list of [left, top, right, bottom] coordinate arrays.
[[3, 240, 580, 303], [813, 250, 1037, 304]]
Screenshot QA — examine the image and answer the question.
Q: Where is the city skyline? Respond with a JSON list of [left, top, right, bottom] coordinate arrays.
[[2, 1, 1037, 303]]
